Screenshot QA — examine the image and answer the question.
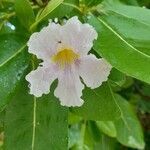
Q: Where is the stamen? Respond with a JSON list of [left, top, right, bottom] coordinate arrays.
[[52, 49, 79, 68]]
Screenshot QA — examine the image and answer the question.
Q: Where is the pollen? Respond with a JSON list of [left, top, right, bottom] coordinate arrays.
[[52, 49, 79, 68]]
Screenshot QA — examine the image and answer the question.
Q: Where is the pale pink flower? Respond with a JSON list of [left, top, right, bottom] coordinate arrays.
[[26, 16, 112, 107]]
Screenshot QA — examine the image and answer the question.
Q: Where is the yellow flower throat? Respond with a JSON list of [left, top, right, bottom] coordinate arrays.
[[52, 49, 79, 68]]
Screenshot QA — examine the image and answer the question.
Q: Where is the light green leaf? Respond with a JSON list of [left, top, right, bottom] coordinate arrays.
[[97, 0, 150, 56], [15, 0, 35, 30], [68, 112, 81, 125], [31, 0, 63, 30], [88, 15, 150, 84], [68, 124, 81, 149], [100, 0, 150, 25], [70, 121, 89, 150], [5, 81, 68, 150], [96, 121, 116, 137], [0, 34, 29, 111], [114, 94, 145, 149], [72, 83, 121, 121]]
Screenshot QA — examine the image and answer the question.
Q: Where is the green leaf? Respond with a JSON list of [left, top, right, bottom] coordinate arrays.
[[95, 134, 118, 150], [49, 0, 79, 19], [0, 110, 5, 128], [114, 94, 145, 149], [68, 112, 81, 125], [101, 0, 150, 25], [96, 121, 116, 137], [31, 0, 63, 30], [109, 68, 126, 86], [71, 121, 89, 150], [1, 0, 14, 3], [88, 121, 101, 142], [82, 0, 102, 7], [0, 21, 15, 35], [137, 0, 150, 7], [72, 83, 121, 121], [69, 124, 81, 148], [5, 81, 68, 150], [88, 15, 150, 84], [38, 0, 64, 19], [15, 0, 35, 30], [120, 0, 139, 6], [97, 2, 150, 56], [0, 34, 29, 111]]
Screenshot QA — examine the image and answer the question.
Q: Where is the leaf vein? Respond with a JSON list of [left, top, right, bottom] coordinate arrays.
[[97, 17, 150, 58], [0, 44, 26, 68]]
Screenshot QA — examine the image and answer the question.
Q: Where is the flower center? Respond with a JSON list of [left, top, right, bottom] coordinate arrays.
[[52, 49, 79, 68]]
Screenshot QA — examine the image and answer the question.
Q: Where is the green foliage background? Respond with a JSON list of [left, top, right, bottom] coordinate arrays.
[[0, 0, 150, 149]]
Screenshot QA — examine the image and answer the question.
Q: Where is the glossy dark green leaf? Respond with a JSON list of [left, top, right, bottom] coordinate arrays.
[[5, 81, 68, 150], [15, 0, 35, 30], [72, 83, 121, 121], [114, 94, 145, 149], [0, 21, 15, 35], [88, 15, 150, 84], [0, 34, 29, 111]]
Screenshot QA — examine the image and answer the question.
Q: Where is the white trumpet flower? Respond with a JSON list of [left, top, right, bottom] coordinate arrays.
[[26, 16, 112, 107]]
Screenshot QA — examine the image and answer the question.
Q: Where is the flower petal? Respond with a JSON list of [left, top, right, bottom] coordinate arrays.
[[54, 67, 84, 107], [27, 22, 61, 60], [79, 54, 112, 89], [25, 64, 58, 97], [61, 16, 98, 55]]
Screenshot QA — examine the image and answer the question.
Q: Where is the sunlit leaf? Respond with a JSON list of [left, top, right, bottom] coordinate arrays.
[[96, 121, 116, 137]]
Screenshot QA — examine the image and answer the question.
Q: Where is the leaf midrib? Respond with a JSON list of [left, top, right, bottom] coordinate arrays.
[[102, 1, 150, 26], [97, 17, 150, 58], [96, 17, 143, 130], [31, 96, 37, 150], [92, 83, 121, 120], [108, 83, 130, 130], [0, 44, 26, 68], [30, 0, 64, 30], [108, 9, 150, 28]]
